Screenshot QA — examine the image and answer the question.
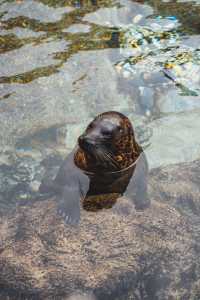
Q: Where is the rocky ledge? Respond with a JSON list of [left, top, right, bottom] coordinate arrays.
[[0, 198, 199, 300], [0, 160, 200, 300]]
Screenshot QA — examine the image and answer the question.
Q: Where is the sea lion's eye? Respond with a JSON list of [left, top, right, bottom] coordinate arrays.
[[117, 126, 123, 133]]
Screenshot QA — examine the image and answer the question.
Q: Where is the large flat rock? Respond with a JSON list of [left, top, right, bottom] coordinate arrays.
[[0, 190, 198, 299]]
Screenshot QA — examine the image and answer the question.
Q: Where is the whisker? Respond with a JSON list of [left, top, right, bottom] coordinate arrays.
[[95, 146, 120, 170], [104, 152, 120, 169]]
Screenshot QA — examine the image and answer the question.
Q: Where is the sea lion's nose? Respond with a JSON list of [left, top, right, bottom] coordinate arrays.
[[78, 134, 95, 149]]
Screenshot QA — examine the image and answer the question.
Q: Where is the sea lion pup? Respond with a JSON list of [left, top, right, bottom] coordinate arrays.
[[39, 111, 149, 224]]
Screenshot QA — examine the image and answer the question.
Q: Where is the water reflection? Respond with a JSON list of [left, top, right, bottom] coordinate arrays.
[[63, 23, 91, 33], [0, 26, 45, 38], [147, 0, 200, 34], [83, 0, 153, 27], [0, 0, 74, 22], [0, 39, 68, 77]]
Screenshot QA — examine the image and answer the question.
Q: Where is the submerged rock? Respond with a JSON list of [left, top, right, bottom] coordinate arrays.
[[63, 24, 91, 34], [145, 110, 200, 169], [0, 159, 200, 299], [83, 0, 153, 28], [0, 1, 74, 23], [149, 159, 200, 219]]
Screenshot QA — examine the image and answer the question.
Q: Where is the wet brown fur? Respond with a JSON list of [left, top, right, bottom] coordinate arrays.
[[74, 111, 142, 172]]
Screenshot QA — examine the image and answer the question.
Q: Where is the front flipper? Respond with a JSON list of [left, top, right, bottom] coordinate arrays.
[[57, 172, 90, 225], [57, 186, 81, 225]]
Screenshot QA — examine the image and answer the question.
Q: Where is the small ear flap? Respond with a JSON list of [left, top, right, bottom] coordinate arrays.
[[126, 124, 132, 137], [124, 118, 133, 134]]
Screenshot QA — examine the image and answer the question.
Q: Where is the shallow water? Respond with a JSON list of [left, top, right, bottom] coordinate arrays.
[[0, 0, 200, 206], [0, 0, 200, 299]]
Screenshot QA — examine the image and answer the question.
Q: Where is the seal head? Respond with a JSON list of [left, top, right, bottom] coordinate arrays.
[[75, 111, 142, 173]]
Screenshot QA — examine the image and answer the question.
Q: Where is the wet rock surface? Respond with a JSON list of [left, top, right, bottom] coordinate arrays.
[[0, 159, 200, 300], [146, 110, 200, 169], [149, 159, 200, 219]]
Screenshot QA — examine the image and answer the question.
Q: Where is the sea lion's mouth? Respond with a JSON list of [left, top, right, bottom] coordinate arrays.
[[93, 145, 121, 171], [78, 135, 120, 171]]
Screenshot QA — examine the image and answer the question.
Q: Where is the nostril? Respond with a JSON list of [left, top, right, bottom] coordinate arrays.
[[78, 135, 85, 146], [78, 135, 95, 149]]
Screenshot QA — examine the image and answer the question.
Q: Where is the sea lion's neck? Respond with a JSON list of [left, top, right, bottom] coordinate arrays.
[[114, 138, 142, 169], [74, 140, 143, 173]]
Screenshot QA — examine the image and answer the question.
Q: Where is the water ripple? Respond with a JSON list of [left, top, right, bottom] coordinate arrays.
[[0, 0, 75, 23]]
